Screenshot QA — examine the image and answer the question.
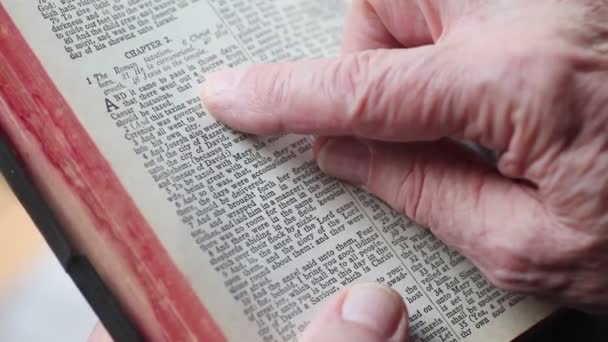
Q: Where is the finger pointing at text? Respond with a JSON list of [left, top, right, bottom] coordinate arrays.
[[202, 0, 608, 311]]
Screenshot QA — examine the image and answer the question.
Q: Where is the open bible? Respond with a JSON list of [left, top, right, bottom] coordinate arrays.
[[0, 1, 555, 341]]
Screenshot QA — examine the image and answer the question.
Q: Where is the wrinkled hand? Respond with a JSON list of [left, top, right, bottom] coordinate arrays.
[[202, 0, 608, 311], [90, 284, 409, 342]]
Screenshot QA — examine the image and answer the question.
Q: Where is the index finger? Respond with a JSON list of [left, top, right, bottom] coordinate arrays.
[[201, 47, 490, 147]]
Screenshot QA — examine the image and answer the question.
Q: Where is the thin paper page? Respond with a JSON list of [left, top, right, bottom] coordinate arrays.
[[2, 1, 554, 341]]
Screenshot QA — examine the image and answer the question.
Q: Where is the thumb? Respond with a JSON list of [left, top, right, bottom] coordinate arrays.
[[88, 323, 113, 342], [301, 283, 409, 342]]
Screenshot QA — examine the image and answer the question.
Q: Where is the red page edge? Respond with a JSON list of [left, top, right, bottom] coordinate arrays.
[[0, 5, 225, 341]]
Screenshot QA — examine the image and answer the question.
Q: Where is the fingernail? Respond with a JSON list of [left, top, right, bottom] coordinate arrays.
[[316, 138, 371, 186], [200, 69, 244, 113], [342, 284, 405, 339]]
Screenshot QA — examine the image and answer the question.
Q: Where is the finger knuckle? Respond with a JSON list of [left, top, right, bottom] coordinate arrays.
[[331, 51, 385, 129], [482, 247, 534, 291], [393, 156, 428, 222], [261, 65, 293, 110], [480, 228, 587, 294], [495, 47, 576, 178]]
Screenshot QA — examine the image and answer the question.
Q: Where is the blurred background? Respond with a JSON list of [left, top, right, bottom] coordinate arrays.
[[0, 175, 96, 342]]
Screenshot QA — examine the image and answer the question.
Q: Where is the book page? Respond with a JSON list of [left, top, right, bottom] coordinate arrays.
[[2, 1, 553, 341]]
